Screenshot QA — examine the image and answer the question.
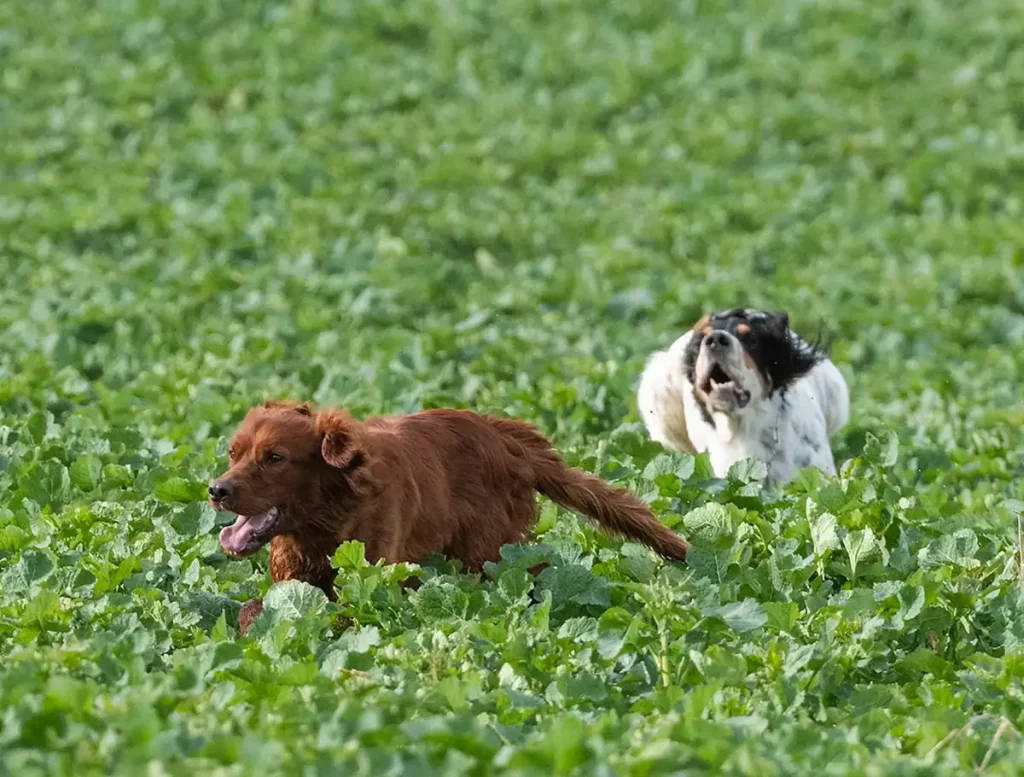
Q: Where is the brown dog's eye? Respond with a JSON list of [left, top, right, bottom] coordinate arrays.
[[264, 451, 284, 464]]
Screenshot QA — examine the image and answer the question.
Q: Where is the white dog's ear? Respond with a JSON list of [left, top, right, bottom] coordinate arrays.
[[692, 314, 712, 335], [636, 336, 698, 455]]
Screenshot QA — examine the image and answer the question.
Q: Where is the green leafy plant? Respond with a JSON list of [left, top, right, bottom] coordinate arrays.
[[2, 0, 1024, 773]]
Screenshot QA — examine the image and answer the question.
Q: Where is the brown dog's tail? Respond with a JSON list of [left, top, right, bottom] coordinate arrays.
[[488, 417, 689, 562]]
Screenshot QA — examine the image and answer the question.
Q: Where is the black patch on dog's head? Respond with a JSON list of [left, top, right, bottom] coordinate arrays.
[[683, 308, 828, 394]]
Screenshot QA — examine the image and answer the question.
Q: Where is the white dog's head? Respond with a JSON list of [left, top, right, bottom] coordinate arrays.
[[683, 308, 827, 420]]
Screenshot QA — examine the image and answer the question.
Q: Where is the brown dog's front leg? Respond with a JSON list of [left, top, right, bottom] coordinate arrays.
[[238, 598, 264, 635], [269, 534, 339, 596]]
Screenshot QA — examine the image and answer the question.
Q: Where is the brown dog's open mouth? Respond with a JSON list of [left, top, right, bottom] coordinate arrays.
[[218, 507, 280, 557]]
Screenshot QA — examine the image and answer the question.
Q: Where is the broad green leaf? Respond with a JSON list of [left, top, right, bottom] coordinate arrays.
[[918, 529, 980, 570], [704, 599, 767, 633], [642, 453, 696, 482], [1, 549, 55, 595], [537, 564, 611, 610], [19, 461, 72, 511], [683, 503, 733, 542], [764, 602, 800, 632], [995, 589, 1024, 651], [320, 648, 350, 678], [531, 589, 552, 632], [340, 626, 381, 653], [873, 581, 902, 602], [687, 545, 733, 584], [727, 458, 768, 484], [863, 431, 899, 468], [212, 611, 230, 642], [838, 588, 877, 619], [783, 644, 815, 676], [171, 503, 216, 539], [69, 454, 102, 492], [843, 528, 876, 580], [558, 617, 598, 643], [155, 477, 207, 504], [893, 585, 925, 629], [263, 580, 329, 623], [809, 509, 840, 557], [897, 649, 953, 679], [332, 541, 368, 570], [414, 580, 471, 622]]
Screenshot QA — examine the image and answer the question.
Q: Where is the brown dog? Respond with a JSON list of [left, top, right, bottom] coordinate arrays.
[[209, 401, 689, 633]]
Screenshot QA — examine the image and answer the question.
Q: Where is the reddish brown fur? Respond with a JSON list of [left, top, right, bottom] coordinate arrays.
[[238, 598, 264, 635], [212, 401, 689, 633]]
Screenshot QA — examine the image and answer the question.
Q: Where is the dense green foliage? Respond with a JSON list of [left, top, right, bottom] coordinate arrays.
[[3, 0, 1024, 774]]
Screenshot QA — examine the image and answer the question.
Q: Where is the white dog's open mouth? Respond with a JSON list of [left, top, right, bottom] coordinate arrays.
[[698, 362, 752, 409], [218, 507, 280, 557], [700, 363, 734, 393]]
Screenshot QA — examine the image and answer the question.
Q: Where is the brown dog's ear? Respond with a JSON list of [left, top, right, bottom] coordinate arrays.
[[264, 399, 313, 416], [315, 410, 361, 469]]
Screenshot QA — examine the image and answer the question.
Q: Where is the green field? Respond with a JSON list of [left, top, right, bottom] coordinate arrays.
[[3, 0, 1024, 774]]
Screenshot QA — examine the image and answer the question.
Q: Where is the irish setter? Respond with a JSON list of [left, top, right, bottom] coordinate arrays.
[[208, 401, 689, 633]]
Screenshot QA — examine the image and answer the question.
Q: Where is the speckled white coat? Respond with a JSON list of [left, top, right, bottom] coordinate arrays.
[[637, 330, 849, 486]]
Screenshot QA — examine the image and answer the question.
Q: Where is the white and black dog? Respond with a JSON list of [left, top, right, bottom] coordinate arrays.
[[637, 308, 849, 486]]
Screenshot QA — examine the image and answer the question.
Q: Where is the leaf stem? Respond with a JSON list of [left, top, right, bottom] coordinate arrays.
[[924, 714, 1007, 761], [658, 624, 671, 689], [1016, 513, 1023, 588], [976, 717, 1015, 772]]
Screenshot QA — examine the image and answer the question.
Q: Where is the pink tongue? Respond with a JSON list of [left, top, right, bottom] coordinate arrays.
[[219, 512, 275, 554]]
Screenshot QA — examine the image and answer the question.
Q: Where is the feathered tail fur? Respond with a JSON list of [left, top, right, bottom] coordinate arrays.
[[488, 417, 689, 562]]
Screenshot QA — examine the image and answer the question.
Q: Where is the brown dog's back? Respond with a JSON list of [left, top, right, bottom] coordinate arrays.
[[374, 410, 689, 568], [369, 410, 542, 569]]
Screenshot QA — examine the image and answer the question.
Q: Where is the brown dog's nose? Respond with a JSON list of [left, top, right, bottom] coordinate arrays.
[[209, 480, 234, 503]]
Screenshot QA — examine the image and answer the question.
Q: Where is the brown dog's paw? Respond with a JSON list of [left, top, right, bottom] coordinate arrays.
[[238, 598, 264, 636]]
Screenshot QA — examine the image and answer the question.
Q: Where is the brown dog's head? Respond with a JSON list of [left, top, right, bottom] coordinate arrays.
[[208, 400, 364, 557]]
